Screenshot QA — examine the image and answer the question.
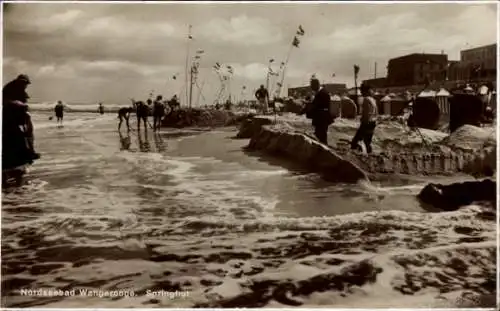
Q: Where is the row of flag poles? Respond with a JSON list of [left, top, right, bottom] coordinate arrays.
[[179, 24, 368, 105]]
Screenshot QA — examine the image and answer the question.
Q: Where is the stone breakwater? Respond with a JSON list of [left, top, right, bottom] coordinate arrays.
[[162, 108, 254, 128], [239, 115, 496, 180]]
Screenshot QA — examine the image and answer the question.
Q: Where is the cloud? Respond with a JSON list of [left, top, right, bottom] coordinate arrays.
[[3, 3, 497, 104], [199, 15, 283, 46], [77, 16, 178, 40]]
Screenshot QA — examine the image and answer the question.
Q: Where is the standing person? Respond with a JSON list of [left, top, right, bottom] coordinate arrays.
[[153, 95, 165, 131], [117, 107, 133, 131], [255, 85, 269, 114], [351, 83, 378, 154], [135, 100, 149, 131], [168, 95, 180, 112], [302, 77, 334, 145], [98, 103, 104, 115], [54, 101, 65, 126], [2, 74, 40, 167]]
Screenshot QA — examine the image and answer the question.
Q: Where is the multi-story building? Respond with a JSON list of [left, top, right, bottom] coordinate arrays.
[[449, 43, 497, 82], [287, 83, 347, 98], [386, 53, 448, 87], [362, 77, 387, 88]]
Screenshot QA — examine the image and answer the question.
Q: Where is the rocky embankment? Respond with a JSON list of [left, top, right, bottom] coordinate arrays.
[[162, 108, 255, 128], [238, 114, 496, 182], [418, 178, 496, 212]]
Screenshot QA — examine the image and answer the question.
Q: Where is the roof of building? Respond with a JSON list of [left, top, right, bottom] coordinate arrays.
[[388, 53, 448, 65], [461, 43, 497, 53]]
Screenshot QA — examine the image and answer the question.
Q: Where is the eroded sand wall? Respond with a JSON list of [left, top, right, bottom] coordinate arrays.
[[240, 115, 496, 178], [247, 124, 370, 183]]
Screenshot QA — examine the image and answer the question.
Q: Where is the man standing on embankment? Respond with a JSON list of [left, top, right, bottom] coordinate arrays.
[[255, 85, 270, 114], [303, 76, 334, 145], [351, 83, 378, 154]]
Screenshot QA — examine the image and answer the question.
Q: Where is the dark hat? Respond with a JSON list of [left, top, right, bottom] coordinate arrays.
[[17, 74, 31, 84], [310, 75, 320, 84]]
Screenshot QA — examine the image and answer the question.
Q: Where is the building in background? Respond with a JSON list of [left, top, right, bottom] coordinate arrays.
[[287, 83, 347, 98], [448, 43, 497, 82], [387, 53, 448, 87], [446, 60, 461, 81], [362, 77, 387, 88]]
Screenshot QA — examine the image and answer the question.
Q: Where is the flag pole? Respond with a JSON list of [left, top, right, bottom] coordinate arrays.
[[277, 26, 304, 99], [354, 65, 359, 107], [184, 25, 192, 107], [266, 59, 272, 92], [277, 43, 294, 98], [196, 80, 205, 107]]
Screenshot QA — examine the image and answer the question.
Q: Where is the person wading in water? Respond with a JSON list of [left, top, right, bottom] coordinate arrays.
[[135, 100, 150, 131], [2, 74, 40, 169], [351, 83, 378, 154], [153, 95, 165, 131], [118, 107, 133, 131], [302, 76, 334, 145], [98, 103, 104, 115], [54, 101, 65, 127], [255, 85, 270, 114]]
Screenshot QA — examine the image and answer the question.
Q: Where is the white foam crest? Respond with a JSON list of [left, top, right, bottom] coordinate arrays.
[[116, 152, 195, 179], [35, 154, 106, 167], [177, 205, 493, 233], [357, 179, 426, 196]]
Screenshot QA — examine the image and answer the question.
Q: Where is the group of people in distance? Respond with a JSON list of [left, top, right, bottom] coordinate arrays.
[[117, 94, 180, 132]]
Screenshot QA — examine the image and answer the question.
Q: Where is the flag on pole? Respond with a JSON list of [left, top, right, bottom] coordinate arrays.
[[292, 36, 300, 48]]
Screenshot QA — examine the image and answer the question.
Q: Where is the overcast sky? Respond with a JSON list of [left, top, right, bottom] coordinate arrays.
[[3, 2, 498, 105]]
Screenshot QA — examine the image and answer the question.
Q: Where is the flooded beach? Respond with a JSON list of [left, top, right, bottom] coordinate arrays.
[[1, 111, 495, 308], [2, 1, 498, 308]]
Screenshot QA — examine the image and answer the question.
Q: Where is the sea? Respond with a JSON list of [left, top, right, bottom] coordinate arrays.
[[1, 109, 496, 308]]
